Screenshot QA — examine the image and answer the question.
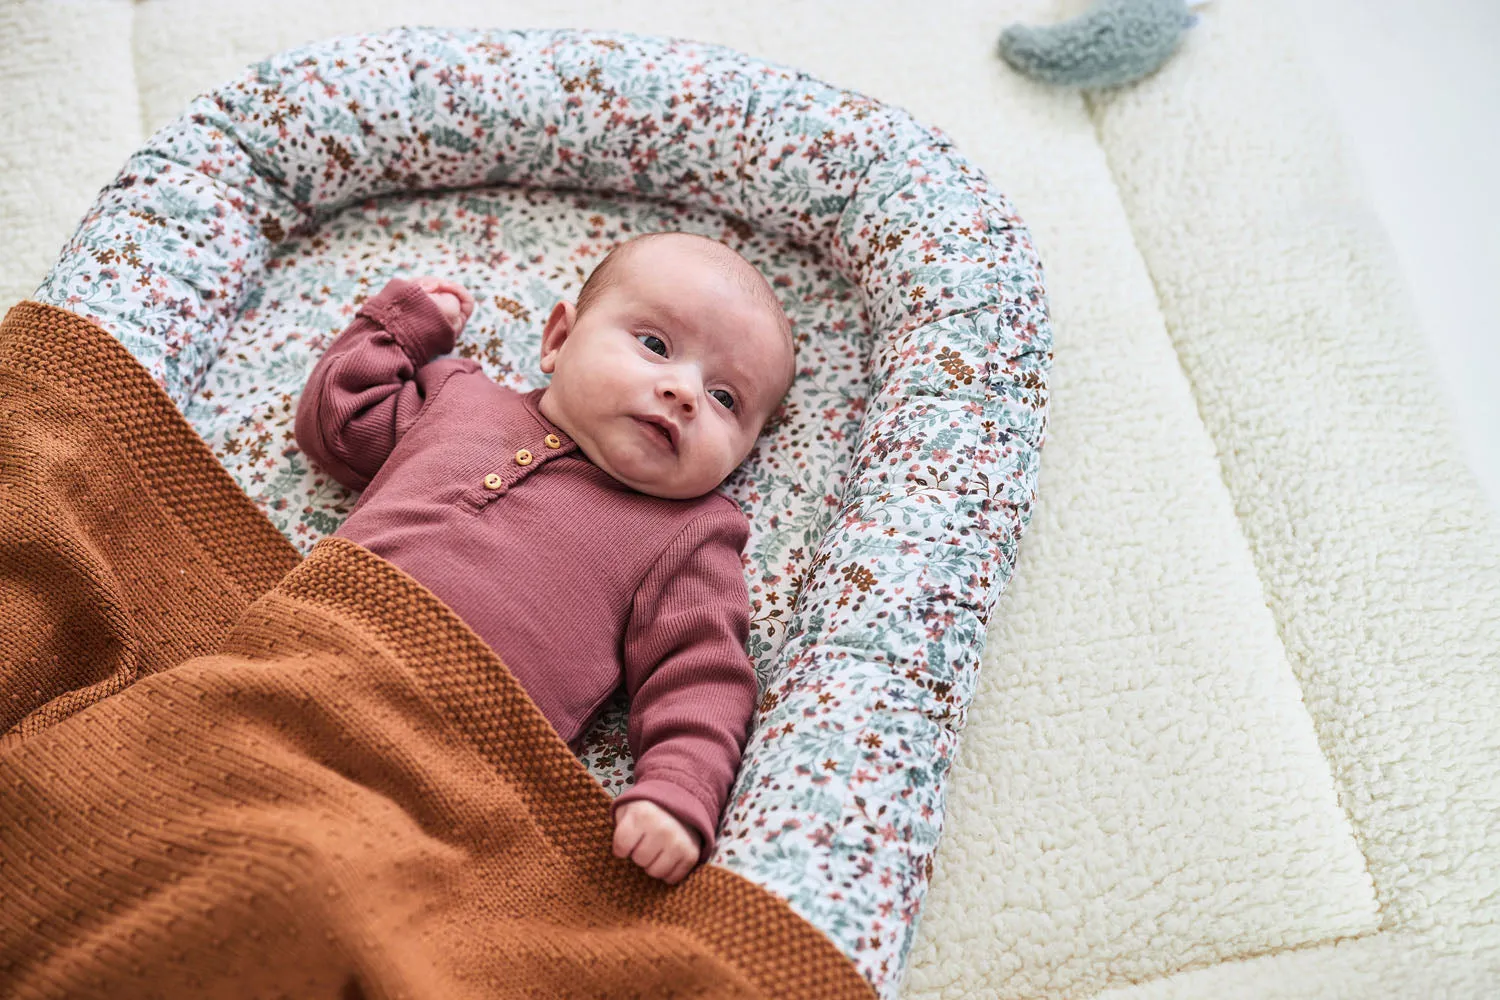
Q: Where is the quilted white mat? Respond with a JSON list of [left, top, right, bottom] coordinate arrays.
[[2, 0, 1496, 998]]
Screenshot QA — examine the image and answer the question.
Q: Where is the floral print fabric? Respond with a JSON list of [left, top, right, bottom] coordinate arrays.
[[35, 27, 1052, 998]]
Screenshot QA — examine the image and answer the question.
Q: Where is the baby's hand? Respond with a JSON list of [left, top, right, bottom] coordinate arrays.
[[612, 799, 702, 885], [409, 275, 476, 335]]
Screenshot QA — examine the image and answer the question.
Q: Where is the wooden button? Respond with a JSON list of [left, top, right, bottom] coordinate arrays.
[[483, 473, 502, 489], [544, 434, 561, 449], [514, 449, 533, 466]]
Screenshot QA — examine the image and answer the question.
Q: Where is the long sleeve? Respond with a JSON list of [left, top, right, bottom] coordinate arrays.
[[610, 503, 759, 866], [294, 278, 479, 491]]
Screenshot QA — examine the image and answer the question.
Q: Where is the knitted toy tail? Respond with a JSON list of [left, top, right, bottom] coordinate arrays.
[[999, 0, 1197, 89]]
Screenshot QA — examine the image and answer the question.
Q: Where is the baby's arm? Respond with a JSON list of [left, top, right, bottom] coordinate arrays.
[[612, 502, 759, 873], [294, 277, 479, 491]]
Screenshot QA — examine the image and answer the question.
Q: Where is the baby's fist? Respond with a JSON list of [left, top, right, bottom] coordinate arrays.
[[612, 799, 702, 885], [410, 275, 475, 335]]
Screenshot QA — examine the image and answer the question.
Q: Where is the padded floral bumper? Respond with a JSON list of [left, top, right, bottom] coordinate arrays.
[[34, 27, 1051, 998]]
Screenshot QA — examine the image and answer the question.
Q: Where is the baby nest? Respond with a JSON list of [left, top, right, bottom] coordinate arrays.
[[35, 26, 1052, 998]]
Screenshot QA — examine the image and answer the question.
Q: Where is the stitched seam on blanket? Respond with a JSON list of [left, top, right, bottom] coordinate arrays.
[[275, 536, 872, 996]]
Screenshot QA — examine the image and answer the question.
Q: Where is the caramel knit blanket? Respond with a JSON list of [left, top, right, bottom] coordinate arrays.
[[0, 301, 874, 999]]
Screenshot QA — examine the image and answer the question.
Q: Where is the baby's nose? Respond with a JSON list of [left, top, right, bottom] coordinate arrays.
[[662, 371, 701, 406]]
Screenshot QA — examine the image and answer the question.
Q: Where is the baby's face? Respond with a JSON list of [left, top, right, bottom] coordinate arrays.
[[537, 237, 793, 500]]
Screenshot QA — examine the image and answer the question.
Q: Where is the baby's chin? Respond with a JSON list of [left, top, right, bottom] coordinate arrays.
[[609, 471, 721, 501], [636, 482, 715, 500], [574, 441, 724, 500]]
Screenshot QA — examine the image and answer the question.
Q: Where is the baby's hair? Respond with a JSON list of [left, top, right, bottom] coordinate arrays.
[[576, 231, 797, 399]]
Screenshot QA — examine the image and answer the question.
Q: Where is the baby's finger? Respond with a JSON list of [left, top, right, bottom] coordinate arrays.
[[426, 294, 462, 333], [632, 837, 666, 873], [612, 818, 644, 859], [665, 856, 694, 885], [649, 842, 688, 881]]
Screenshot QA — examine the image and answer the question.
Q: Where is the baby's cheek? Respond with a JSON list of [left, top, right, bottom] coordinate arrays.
[[570, 366, 623, 418], [729, 426, 762, 467]]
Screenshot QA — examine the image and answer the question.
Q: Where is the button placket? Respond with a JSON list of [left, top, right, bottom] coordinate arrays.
[[465, 429, 568, 512]]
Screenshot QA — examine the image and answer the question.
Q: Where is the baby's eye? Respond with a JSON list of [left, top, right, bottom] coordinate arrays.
[[711, 389, 735, 411], [636, 334, 667, 357]]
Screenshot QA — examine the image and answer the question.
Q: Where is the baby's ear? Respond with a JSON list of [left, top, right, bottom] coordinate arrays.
[[538, 300, 576, 373]]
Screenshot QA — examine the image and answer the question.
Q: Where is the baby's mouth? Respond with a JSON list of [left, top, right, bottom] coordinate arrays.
[[634, 417, 676, 453]]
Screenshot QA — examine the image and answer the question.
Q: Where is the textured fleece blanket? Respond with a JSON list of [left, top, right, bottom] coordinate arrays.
[[0, 300, 873, 999]]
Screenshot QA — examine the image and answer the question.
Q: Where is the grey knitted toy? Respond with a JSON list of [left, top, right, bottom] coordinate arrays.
[[999, 0, 1201, 89]]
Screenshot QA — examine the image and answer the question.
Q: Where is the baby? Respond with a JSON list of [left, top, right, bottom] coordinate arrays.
[[293, 232, 796, 885]]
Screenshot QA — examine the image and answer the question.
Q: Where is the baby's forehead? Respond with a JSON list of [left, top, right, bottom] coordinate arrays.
[[636, 292, 781, 363], [616, 236, 792, 377]]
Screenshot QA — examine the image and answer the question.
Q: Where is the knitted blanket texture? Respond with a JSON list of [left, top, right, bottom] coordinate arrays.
[[0, 300, 874, 999]]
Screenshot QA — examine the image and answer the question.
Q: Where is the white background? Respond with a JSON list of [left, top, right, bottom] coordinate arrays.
[[1294, 0, 1500, 517]]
